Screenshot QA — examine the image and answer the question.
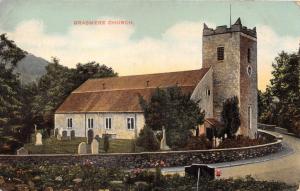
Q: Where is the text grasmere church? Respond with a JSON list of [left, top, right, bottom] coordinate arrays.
[[55, 18, 258, 140]]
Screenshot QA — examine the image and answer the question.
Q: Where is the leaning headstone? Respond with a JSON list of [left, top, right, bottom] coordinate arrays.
[[78, 142, 87, 154], [17, 147, 28, 155], [91, 139, 99, 154], [35, 132, 43, 145], [160, 127, 170, 150]]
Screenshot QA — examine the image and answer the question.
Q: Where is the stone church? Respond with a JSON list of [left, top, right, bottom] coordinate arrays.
[[55, 18, 258, 140]]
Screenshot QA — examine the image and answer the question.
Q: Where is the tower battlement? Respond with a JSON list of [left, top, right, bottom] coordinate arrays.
[[203, 18, 256, 38]]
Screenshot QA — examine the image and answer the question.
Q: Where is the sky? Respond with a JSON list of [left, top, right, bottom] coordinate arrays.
[[0, 0, 300, 90]]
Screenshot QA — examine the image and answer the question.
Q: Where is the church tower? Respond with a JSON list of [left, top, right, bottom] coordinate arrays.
[[202, 18, 257, 138]]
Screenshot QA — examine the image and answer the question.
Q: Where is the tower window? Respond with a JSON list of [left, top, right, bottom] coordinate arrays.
[[205, 88, 211, 97], [247, 65, 252, 76], [217, 47, 224, 61], [247, 48, 251, 63]]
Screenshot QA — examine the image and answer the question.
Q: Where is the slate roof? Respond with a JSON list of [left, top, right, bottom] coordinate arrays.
[[55, 68, 209, 113]]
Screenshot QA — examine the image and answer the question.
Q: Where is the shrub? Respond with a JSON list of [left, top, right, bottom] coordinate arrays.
[[166, 129, 191, 149], [217, 135, 268, 149], [136, 126, 159, 151], [221, 96, 241, 138], [103, 134, 110, 152], [185, 136, 212, 150]]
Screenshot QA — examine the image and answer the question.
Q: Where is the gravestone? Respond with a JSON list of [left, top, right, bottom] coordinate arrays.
[[78, 142, 87, 154], [91, 139, 99, 154], [35, 132, 43, 145], [70, 130, 75, 140], [57, 134, 62, 140], [17, 147, 28, 155], [54, 128, 59, 138], [160, 127, 170, 150], [87, 130, 94, 144], [62, 131, 68, 140]]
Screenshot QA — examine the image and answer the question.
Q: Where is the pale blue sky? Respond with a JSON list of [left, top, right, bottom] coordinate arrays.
[[0, 0, 300, 90], [1, 1, 300, 37]]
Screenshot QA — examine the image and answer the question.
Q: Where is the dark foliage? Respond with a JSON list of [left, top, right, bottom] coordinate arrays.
[[139, 86, 205, 148], [136, 126, 159, 151], [221, 96, 241, 139], [217, 135, 269, 149], [259, 51, 300, 135], [185, 136, 212, 150]]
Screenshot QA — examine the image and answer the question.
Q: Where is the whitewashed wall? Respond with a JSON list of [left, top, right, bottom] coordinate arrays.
[[54, 112, 145, 139], [191, 67, 214, 118]]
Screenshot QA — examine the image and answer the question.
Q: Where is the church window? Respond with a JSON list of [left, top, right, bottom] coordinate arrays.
[[217, 47, 224, 61], [105, 117, 112, 129], [127, 117, 135, 130], [247, 65, 252, 76], [205, 88, 211, 97], [67, 118, 72, 129], [247, 48, 251, 63], [248, 106, 252, 129], [88, 118, 94, 128]]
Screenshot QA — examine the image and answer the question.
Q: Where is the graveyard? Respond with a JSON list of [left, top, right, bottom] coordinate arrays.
[[24, 136, 142, 154]]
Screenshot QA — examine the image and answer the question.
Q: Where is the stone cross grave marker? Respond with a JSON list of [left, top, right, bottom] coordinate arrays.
[[16, 147, 28, 155], [35, 132, 43, 146], [91, 139, 99, 154], [78, 142, 87, 154], [160, 126, 170, 150]]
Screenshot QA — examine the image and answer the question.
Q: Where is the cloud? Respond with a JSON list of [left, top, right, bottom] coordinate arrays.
[[0, 19, 299, 90]]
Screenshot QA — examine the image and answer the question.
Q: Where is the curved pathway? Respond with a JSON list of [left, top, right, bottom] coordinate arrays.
[[221, 132, 300, 184]]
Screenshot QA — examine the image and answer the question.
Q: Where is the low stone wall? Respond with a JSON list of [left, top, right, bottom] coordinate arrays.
[[258, 123, 276, 131], [0, 136, 282, 169]]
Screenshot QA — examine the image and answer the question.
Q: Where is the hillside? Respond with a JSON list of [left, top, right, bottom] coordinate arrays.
[[15, 54, 48, 84]]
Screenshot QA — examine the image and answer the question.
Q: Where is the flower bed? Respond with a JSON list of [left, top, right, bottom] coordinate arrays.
[[0, 164, 296, 191]]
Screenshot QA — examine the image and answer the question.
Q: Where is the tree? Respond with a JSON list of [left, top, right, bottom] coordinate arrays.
[[0, 34, 26, 120], [260, 51, 300, 132], [72, 61, 117, 87], [31, 58, 75, 135], [136, 126, 159, 151], [221, 96, 241, 139], [140, 86, 205, 148]]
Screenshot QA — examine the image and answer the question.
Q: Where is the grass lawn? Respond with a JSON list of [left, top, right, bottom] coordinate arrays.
[[25, 137, 86, 154], [25, 137, 144, 154]]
